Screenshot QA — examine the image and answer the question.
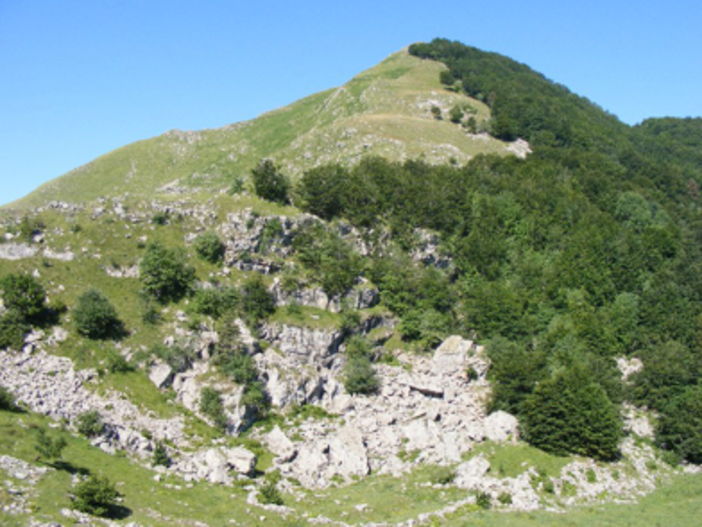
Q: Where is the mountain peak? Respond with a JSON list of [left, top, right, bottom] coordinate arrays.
[[9, 48, 518, 209]]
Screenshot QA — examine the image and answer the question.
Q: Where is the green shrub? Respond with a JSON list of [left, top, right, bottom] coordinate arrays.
[[241, 275, 275, 323], [72, 475, 119, 517], [34, 427, 67, 461], [251, 159, 290, 204], [219, 350, 258, 385], [449, 105, 464, 124], [152, 342, 197, 373], [0, 386, 19, 412], [241, 381, 269, 420], [151, 211, 169, 225], [73, 289, 123, 339], [656, 385, 702, 464], [0, 310, 30, 350], [76, 410, 104, 438], [497, 492, 513, 505], [297, 164, 348, 220], [191, 286, 239, 319], [0, 273, 46, 319], [521, 366, 622, 461], [18, 216, 44, 241], [476, 491, 492, 509], [427, 465, 456, 485], [105, 350, 133, 374], [152, 441, 171, 467], [259, 481, 284, 505], [293, 224, 362, 297], [194, 231, 225, 264], [140, 242, 195, 303], [199, 387, 228, 432], [345, 335, 372, 359], [343, 356, 379, 395]]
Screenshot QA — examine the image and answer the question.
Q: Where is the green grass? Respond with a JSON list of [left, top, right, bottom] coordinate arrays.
[[269, 305, 342, 330], [471, 442, 577, 479], [3, 408, 702, 526]]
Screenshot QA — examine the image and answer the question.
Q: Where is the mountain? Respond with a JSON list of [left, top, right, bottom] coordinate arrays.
[[1, 39, 702, 526], [8, 49, 518, 210]]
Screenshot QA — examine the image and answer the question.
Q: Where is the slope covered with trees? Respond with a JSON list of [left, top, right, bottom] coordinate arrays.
[[287, 39, 702, 462]]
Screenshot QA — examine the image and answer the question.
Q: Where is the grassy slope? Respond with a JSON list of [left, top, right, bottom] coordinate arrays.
[[3, 409, 702, 526], [7, 50, 510, 210]]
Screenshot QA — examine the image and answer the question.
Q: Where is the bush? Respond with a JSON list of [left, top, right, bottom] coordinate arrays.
[[0, 273, 46, 320], [35, 427, 67, 461], [0, 310, 30, 350], [151, 211, 169, 225], [241, 381, 269, 420], [194, 231, 225, 264], [259, 481, 284, 505], [76, 410, 104, 438], [18, 216, 44, 242], [219, 350, 258, 385], [191, 286, 239, 319], [73, 289, 123, 339], [152, 441, 171, 467], [152, 341, 197, 373], [241, 275, 275, 323], [0, 386, 19, 412], [656, 385, 702, 464], [293, 224, 362, 298], [105, 350, 133, 374], [72, 475, 119, 517], [476, 491, 492, 509], [497, 492, 513, 505], [140, 242, 196, 303], [199, 387, 228, 432], [521, 366, 622, 461], [343, 356, 379, 395], [251, 159, 290, 204], [427, 465, 456, 485], [297, 164, 348, 220]]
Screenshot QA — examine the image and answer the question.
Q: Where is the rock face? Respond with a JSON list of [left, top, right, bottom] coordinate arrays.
[[282, 424, 369, 487], [174, 446, 257, 484], [0, 348, 185, 458], [255, 322, 345, 408], [260, 335, 517, 488], [270, 277, 379, 313]]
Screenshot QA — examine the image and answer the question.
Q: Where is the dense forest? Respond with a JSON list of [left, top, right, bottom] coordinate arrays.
[[281, 39, 702, 462]]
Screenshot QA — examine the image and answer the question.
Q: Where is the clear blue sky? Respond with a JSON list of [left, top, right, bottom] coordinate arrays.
[[1, 0, 701, 206]]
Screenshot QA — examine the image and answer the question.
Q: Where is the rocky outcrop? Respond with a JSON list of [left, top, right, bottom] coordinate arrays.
[[0, 243, 39, 260], [281, 424, 369, 487], [219, 210, 317, 273], [259, 322, 343, 366], [410, 229, 452, 269], [269, 278, 379, 313], [0, 348, 186, 458], [263, 336, 513, 487], [173, 446, 257, 484]]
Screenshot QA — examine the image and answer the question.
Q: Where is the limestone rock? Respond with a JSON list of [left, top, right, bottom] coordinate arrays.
[[225, 446, 257, 475], [483, 411, 519, 443], [266, 425, 297, 463], [327, 425, 370, 480], [149, 361, 174, 389], [0, 243, 39, 260], [432, 335, 471, 376], [617, 356, 643, 381], [454, 456, 491, 489]]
